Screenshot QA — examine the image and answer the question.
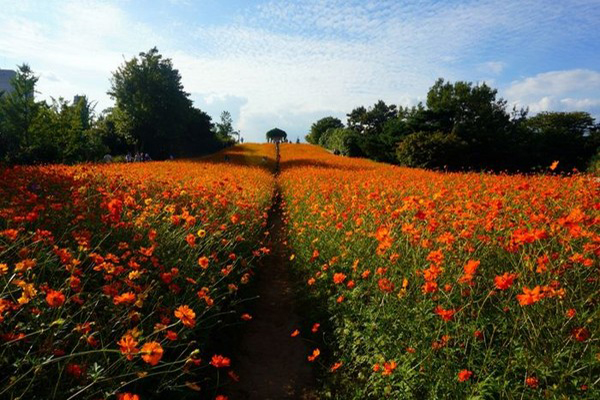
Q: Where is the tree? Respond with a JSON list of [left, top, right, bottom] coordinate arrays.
[[347, 100, 397, 136], [425, 78, 516, 169], [524, 112, 598, 171], [108, 47, 192, 158], [306, 116, 343, 144], [0, 64, 40, 162], [215, 111, 239, 142], [396, 131, 467, 169], [266, 128, 287, 142]]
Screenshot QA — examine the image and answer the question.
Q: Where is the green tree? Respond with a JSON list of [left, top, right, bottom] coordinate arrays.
[[396, 131, 467, 169], [425, 78, 516, 169], [0, 64, 40, 162], [215, 111, 238, 142], [306, 116, 343, 144], [347, 100, 397, 136], [108, 47, 192, 158], [49, 96, 106, 163], [266, 127, 287, 142], [524, 112, 598, 171]]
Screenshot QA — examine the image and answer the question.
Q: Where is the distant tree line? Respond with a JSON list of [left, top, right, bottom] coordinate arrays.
[[307, 79, 600, 173], [0, 48, 237, 164]]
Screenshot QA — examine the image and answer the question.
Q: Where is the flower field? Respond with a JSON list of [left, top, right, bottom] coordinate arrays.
[[0, 144, 275, 399], [1, 142, 598, 399], [279, 144, 599, 398]]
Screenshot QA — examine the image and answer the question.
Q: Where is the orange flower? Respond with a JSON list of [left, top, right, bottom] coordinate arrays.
[[117, 334, 139, 360], [174, 305, 196, 328], [241, 313, 252, 321], [378, 278, 394, 293], [210, 354, 231, 368], [117, 393, 140, 400], [457, 369, 473, 382], [565, 308, 576, 318], [141, 342, 163, 366], [494, 273, 517, 290], [516, 286, 544, 306], [525, 376, 539, 388], [333, 273, 346, 284], [113, 292, 136, 305], [422, 281, 438, 294], [46, 289, 65, 308], [291, 329, 300, 337], [185, 233, 196, 247], [549, 160, 559, 170], [382, 360, 397, 376], [434, 305, 457, 322], [307, 348, 320, 362], [198, 256, 210, 269], [330, 362, 343, 372]]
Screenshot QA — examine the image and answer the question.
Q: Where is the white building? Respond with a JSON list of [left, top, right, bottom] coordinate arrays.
[[0, 69, 16, 95]]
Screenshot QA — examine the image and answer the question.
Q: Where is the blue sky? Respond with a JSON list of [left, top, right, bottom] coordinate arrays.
[[1, 0, 599, 142]]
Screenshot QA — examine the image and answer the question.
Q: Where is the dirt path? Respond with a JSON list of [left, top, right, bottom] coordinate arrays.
[[227, 149, 317, 399]]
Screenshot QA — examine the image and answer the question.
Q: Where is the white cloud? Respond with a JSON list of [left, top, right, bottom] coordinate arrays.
[[504, 69, 600, 115]]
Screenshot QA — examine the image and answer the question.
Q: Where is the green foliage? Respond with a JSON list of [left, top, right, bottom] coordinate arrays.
[[215, 110, 239, 143], [0, 66, 107, 163], [309, 78, 600, 173], [306, 116, 344, 144], [396, 131, 467, 169], [523, 112, 599, 172], [266, 127, 287, 142], [0, 64, 40, 162], [109, 47, 194, 158]]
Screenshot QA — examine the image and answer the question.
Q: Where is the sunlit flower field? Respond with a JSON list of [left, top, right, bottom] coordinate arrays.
[[1, 143, 598, 399], [279, 144, 599, 399], [0, 144, 275, 399]]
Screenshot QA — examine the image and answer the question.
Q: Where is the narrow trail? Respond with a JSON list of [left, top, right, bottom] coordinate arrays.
[[228, 145, 317, 399]]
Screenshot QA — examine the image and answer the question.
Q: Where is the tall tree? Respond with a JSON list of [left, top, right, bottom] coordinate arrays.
[[0, 64, 39, 162], [306, 116, 343, 144], [215, 111, 238, 142], [108, 47, 192, 158]]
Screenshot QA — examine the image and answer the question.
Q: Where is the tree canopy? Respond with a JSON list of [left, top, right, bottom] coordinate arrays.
[[306, 116, 343, 144], [266, 127, 287, 142], [308, 78, 600, 172]]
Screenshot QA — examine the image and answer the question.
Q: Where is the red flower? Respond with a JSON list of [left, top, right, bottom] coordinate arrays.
[[457, 369, 473, 382], [46, 290, 65, 308], [210, 354, 231, 368], [571, 327, 590, 342], [525, 376, 539, 388], [333, 273, 346, 284], [434, 305, 457, 322], [198, 256, 210, 269], [494, 272, 517, 290], [378, 278, 395, 293], [516, 286, 543, 306]]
